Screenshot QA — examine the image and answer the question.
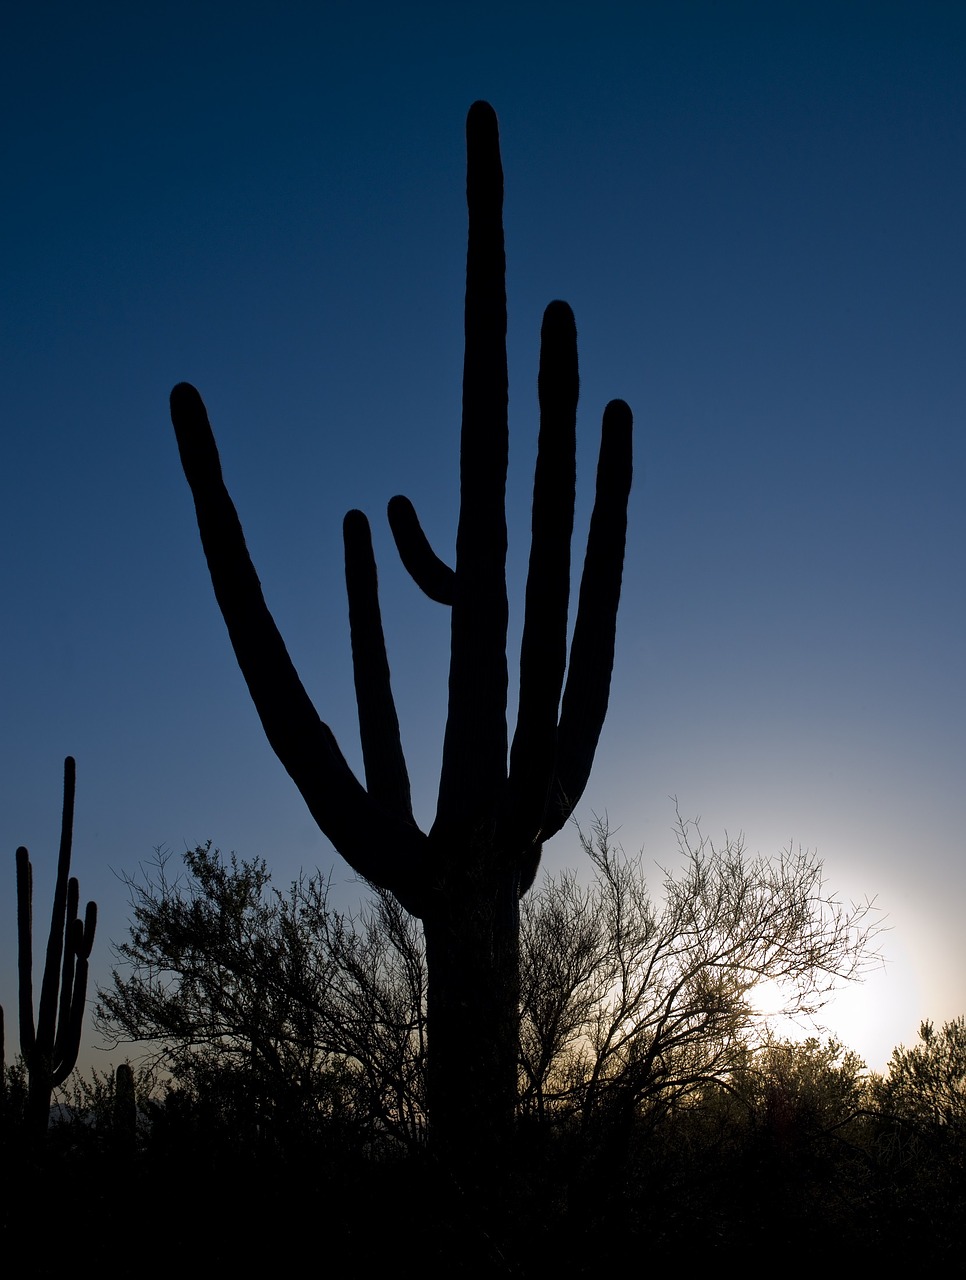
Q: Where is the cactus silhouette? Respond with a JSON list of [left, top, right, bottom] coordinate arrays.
[[113, 1063, 137, 1157], [16, 756, 97, 1137], [170, 101, 632, 1158]]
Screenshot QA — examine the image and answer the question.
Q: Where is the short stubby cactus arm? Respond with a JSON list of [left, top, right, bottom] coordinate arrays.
[[543, 398, 633, 842], [344, 509, 415, 824], [387, 495, 455, 605], [503, 300, 579, 850], [435, 101, 510, 836], [170, 383, 428, 897]]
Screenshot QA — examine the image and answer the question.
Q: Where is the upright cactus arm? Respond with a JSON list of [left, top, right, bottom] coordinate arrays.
[[52, 883, 96, 1077], [53, 875, 81, 1063], [343, 509, 414, 825], [170, 383, 428, 897], [435, 100, 510, 836], [503, 300, 579, 850], [35, 754, 77, 1061], [542, 397, 633, 843], [16, 845, 35, 1058], [50, 897, 96, 1088], [386, 495, 455, 605]]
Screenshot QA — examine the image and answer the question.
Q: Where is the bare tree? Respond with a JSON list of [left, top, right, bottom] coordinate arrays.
[[518, 817, 882, 1129], [96, 845, 427, 1148]]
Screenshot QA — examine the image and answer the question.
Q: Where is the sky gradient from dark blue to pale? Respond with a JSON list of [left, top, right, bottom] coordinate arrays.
[[2, 2, 963, 1072]]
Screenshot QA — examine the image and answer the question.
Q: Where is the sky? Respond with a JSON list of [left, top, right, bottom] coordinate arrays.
[[2, 1, 963, 1075]]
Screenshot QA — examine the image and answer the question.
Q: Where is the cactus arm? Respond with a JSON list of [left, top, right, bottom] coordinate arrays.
[[435, 100, 510, 834], [54, 900, 97, 1084], [51, 943, 91, 1089], [170, 383, 427, 894], [387, 495, 455, 605], [79, 898, 97, 960], [343, 509, 415, 823], [544, 398, 633, 840], [518, 841, 544, 898], [36, 755, 76, 1060], [52, 891, 96, 1074], [16, 846, 36, 1058], [504, 300, 579, 848], [53, 877, 80, 1065]]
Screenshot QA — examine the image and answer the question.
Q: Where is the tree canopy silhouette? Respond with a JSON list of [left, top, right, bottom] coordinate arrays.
[[169, 101, 632, 1159], [96, 822, 879, 1154]]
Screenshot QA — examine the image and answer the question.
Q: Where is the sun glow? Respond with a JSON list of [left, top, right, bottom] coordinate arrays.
[[745, 977, 814, 1043]]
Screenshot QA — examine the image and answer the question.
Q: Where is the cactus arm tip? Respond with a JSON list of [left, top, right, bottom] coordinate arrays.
[[504, 297, 580, 848], [343, 509, 415, 826], [387, 495, 455, 605], [543, 397, 633, 840]]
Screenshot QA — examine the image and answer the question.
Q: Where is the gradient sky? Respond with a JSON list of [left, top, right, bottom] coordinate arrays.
[[2, 2, 963, 1074]]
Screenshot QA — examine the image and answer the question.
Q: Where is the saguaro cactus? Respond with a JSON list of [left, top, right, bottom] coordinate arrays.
[[113, 1062, 137, 1157], [16, 756, 97, 1137], [170, 102, 632, 1157]]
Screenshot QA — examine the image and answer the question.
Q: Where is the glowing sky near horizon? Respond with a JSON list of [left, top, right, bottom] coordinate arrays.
[[1, 2, 964, 1074]]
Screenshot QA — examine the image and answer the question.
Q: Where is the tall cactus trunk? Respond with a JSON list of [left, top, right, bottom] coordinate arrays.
[[423, 865, 521, 1162], [170, 101, 632, 1163]]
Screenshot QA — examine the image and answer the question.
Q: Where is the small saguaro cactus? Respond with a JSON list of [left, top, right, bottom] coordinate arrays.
[[16, 756, 97, 1137], [113, 1062, 137, 1157], [171, 102, 632, 1160]]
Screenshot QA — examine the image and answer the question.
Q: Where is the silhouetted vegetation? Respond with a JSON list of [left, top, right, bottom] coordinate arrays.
[[93, 822, 878, 1148], [3, 826, 964, 1269], [169, 100, 631, 1163], [97, 842, 428, 1149], [4, 1022, 965, 1270]]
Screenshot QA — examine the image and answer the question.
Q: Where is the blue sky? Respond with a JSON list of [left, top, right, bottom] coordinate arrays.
[[2, 2, 964, 1072]]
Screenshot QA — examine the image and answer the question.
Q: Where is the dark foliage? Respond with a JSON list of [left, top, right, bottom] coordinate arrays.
[[97, 843, 427, 1150], [96, 825, 879, 1149], [4, 1030, 965, 1275]]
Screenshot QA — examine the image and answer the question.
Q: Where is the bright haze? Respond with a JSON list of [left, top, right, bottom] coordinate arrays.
[[2, 3, 963, 1072]]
